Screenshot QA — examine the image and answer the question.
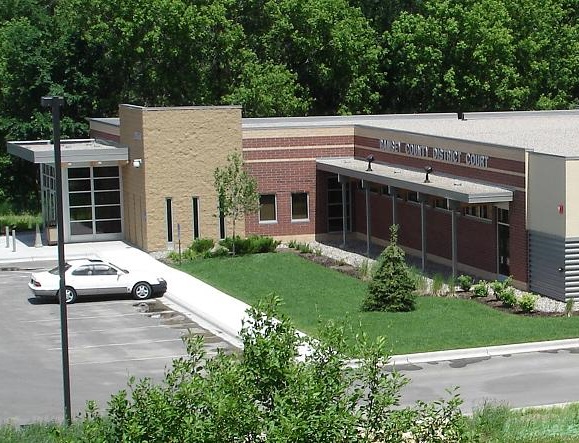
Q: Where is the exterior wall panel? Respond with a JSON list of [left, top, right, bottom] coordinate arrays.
[[529, 231, 565, 301]]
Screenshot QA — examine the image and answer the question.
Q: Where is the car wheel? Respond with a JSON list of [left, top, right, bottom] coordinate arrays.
[[132, 282, 152, 300], [58, 286, 77, 304]]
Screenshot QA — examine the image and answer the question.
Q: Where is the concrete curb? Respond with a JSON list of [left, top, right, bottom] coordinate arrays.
[[389, 338, 579, 365]]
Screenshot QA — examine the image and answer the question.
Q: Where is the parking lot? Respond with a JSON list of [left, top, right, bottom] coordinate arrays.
[[0, 261, 237, 425]]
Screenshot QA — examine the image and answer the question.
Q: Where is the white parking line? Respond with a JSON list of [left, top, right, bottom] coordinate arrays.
[[48, 338, 183, 351], [70, 354, 189, 366], [29, 324, 168, 337]]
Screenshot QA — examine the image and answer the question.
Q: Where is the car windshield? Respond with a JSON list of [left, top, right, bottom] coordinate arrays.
[[48, 264, 71, 275]]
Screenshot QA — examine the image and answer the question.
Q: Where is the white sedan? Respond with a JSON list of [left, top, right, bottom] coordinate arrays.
[[28, 258, 167, 304]]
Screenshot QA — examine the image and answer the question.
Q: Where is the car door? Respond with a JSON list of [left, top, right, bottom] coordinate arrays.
[[91, 263, 126, 295], [69, 265, 97, 296]]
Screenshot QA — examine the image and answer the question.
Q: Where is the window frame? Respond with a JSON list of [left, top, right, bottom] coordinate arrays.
[[259, 194, 277, 224], [291, 192, 309, 222]]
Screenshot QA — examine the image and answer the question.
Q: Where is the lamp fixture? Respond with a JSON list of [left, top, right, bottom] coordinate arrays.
[[424, 165, 433, 183], [366, 155, 375, 171], [132, 158, 142, 168]]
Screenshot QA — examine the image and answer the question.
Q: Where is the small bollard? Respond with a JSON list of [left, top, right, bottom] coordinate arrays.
[[12, 229, 16, 252], [5, 226, 9, 248], [34, 223, 43, 248]]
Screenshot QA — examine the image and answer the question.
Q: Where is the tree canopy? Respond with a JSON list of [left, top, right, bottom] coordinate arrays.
[[1, 0, 579, 210]]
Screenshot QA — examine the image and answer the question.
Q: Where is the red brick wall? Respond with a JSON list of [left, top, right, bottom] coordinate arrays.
[[242, 130, 527, 282], [243, 135, 354, 237]]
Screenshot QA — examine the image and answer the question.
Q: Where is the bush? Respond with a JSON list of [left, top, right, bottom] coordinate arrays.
[[190, 237, 215, 254], [491, 276, 513, 300], [362, 225, 417, 312], [471, 281, 489, 298], [518, 292, 537, 313], [89, 295, 468, 441], [457, 274, 473, 292], [497, 286, 517, 308], [220, 235, 279, 255]]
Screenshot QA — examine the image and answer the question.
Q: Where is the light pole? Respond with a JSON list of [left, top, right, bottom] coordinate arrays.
[[41, 96, 72, 426]]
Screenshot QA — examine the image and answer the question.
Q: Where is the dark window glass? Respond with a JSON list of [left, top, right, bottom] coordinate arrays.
[[70, 221, 93, 235], [70, 207, 92, 221], [94, 191, 120, 205], [192, 197, 200, 239], [93, 166, 119, 178], [69, 192, 92, 206], [94, 178, 120, 190], [68, 168, 90, 179], [498, 208, 510, 224], [259, 195, 276, 222], [291, 193, 308, 220], [71, 266, 92, 276], [95, 220, 122, 234], [95, 205, 121, 220], [166, 198, 173, 242], [69, 179, 91, 192]]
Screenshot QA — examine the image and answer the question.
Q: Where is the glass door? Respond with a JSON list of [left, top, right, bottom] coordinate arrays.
[[67, 166, 122, 241]]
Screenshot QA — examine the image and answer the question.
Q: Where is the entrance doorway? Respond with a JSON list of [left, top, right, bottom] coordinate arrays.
[[497, 208, 510, 276], [66, 166, 123, 241]]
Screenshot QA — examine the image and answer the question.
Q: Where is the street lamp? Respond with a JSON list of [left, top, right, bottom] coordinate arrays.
[[41, 96, 71, 426]]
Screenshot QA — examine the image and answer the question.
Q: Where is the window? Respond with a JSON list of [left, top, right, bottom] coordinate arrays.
[[192, 197, 200, 239], [432, 197, 448, 210], [463, 204, 490, 220], [166, 198, 173, 242], [291, 193, 309, 221], [259, 194, 277, 222], [407, 191, 419, 203], [380, 185, 390, 196]]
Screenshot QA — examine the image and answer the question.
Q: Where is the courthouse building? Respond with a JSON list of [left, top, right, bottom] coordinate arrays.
[[8, 105, 579, 301]]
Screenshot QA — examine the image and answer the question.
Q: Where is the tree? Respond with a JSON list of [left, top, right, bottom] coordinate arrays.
[[89, 295, 467, 442], [213, 151, 259, 255], [363, 224, 417, 312]]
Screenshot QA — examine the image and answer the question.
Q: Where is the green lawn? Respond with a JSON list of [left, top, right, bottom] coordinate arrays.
[[176, 252, 579, 355]]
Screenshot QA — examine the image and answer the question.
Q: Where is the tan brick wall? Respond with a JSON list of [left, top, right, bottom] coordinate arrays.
[[119, 105, 147, 249], [139, 106, 242, 251]]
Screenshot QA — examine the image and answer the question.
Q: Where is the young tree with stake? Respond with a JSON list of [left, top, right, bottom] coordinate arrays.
[[214, 151, 260, 255]]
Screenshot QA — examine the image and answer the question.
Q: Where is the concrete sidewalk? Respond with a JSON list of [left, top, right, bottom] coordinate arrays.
[[3, 230, 579, 363]]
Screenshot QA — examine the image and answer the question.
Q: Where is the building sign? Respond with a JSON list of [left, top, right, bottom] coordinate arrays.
[[379, 139, 489, 169]]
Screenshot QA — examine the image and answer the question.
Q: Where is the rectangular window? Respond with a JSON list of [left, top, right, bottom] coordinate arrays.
[[166, 198, 173, 242], [192, 197, 200, 239], [463, 204, 490, 220], [291, 193, 309, 221], [380, 185, 390, 196], [432, 197, 448, 210], [259, 194, 277, 222], [407, 191, 419, 203]]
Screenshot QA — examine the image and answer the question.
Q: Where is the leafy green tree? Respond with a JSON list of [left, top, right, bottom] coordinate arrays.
[[213, 151, 259, 255], [94, 295, 468, 441], [363, 224, 417, 312]]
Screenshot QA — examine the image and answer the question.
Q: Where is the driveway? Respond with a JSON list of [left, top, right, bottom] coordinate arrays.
[[0, 262, 236, 425]]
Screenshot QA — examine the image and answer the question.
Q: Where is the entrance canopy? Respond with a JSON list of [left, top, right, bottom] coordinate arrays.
[[316, 157, 513, 203], [7, 139, 128, 164]]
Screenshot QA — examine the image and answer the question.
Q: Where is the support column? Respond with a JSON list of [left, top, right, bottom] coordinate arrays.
[[338, 174, 347, 248], [391, 186, 398, 226], [419, 193, 428, 272], [449, 200, 460, 278], [363, 180, 371, 258]]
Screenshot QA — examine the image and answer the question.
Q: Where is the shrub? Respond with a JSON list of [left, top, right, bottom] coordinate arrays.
[[190, 237, 215, 254], [491, 276, 513, 300], [219, 235, 279, 255], [362, 225, 417, 312], [566, 298, 575, 317], [408, 266, 428, 294], [457, 274, 473, 292], [471, 281, 489, 298], [497, 286, 517, 308], [518, 292, 537, 313], [446, 275, 456, 296], [96, 295, 468, 441], [287, 239, 298, 249], [296, 242, 313, 254]]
